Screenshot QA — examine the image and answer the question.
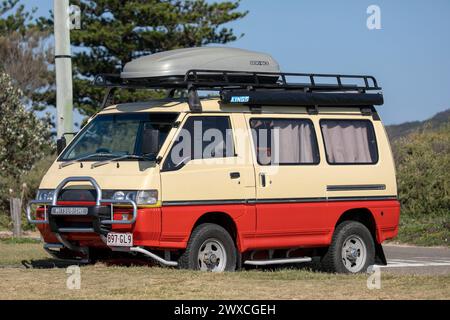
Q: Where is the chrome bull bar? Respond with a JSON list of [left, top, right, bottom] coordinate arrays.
[[26, 176, 138, 229]]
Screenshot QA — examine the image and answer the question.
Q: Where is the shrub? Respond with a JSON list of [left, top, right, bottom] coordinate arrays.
[[392, 124, 450, 218], [0, 71, 53, 226]]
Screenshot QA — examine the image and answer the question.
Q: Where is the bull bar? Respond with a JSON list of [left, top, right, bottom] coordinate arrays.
[[26, 176, 137, 229]]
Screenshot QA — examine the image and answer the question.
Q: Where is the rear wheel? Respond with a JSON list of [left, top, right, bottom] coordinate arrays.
[[178, 223, 236, 272], [321, 221, 375, 273]]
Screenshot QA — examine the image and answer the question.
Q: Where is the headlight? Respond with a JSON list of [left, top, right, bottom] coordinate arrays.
[[111, 190, 158, 205], [136, 190, 158, 205], [36, 189, 54, 202], [112, 191, 136, 201]]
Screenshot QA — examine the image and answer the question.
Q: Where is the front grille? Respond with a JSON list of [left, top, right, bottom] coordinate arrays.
[[58, 189, 97, 202]]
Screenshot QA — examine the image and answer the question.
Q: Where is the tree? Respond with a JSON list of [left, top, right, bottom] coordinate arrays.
[[0, 71, 52, 179], [0, 71, 53, 221], [0, 0, 35, 35], [39, 0, 248, 117], [0, 0, 54, 112], [0, 31, 54, 108]]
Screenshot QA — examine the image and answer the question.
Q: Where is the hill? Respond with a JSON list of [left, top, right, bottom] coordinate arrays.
[[386, 109, 450, 141]]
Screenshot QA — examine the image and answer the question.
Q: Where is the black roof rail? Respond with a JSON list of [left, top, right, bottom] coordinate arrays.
[[183, 69, 381, 92], [94, 69, 383, 111]]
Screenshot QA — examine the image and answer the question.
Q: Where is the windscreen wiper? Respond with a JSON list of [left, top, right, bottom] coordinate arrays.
[[91, 154, 156, 169], [59, 152, 120, 169]]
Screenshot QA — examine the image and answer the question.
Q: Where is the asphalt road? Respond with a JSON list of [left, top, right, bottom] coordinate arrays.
[[378, 244, 450, 275]]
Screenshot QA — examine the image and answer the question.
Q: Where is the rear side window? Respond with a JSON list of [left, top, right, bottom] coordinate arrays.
[[320, 119, 378, 164], [250, 118, 320, 165], [163, 116, 235, 171]]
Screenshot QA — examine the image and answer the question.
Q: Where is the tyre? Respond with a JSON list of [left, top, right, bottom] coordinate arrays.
[[321, 221, 375, 273], [178, 223, 237, 272]]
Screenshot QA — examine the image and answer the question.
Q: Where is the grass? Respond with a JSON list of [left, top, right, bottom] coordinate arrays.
[[0, 242, 49, 266], [0, 242, 449, 299], [0, 237, 41, 244], [396, 214, 449, 247]]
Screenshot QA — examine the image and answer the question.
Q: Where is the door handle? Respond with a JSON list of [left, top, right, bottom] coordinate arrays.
[[260, 173, 266, 187], [230, 172, 240, 179]]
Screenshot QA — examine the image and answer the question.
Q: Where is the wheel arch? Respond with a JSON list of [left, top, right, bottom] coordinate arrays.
[[192, 211, 239, 248], [335, 208, 378, 240]]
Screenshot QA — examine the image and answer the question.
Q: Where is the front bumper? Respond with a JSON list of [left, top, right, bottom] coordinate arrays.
[[27, 176, 137, 236], [28, 176, 178, 267]]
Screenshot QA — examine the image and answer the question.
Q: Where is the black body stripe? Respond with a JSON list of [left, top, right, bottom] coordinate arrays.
[[162, 195, 397, 207], [327, 184, 386, 191]]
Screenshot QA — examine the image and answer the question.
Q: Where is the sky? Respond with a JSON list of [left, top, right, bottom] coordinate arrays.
[[22, 0, 450, 126]]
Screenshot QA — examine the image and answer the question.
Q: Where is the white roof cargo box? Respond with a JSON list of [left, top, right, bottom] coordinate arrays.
[[120, 47, 281, 79], [94, 46, 383, 112]]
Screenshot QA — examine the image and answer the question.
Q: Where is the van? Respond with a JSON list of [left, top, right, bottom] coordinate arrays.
[[27, 47, 400, 273]]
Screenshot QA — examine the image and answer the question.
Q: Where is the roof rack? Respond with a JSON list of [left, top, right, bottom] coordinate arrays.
[[94, 69, 383, 112]]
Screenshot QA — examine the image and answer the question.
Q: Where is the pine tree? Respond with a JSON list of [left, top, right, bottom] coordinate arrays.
[[0, 0, 35, 35], [38, 0, 247, 117]]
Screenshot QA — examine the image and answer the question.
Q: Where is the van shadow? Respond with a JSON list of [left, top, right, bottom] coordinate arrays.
[[21, 259, 83, 269], [21, 257, 321, 271], [21, 258, 158, 269], [245, 260, 323, 273]]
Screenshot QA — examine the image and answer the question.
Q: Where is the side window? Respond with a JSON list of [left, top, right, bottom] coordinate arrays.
[[320, 119, 378, 164], [250, 118, 320, 165], [163, 116, 235, 171]]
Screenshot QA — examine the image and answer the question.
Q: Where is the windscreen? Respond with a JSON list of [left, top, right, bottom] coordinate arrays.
[[59, 113, 178, 161]]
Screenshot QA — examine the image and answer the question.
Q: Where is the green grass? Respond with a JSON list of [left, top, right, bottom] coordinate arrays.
[[0, 242, 50, 266], [396, 214, 449, 247], [0, 237, 41, 244]]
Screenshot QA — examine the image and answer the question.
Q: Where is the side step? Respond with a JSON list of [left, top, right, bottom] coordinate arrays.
[[110, 246, 178, 267], [244, 257, 312, 266]]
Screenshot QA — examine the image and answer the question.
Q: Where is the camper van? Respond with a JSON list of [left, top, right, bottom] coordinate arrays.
[[27, 47, 400, 273]]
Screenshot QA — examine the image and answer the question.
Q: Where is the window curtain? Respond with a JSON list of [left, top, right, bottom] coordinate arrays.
[[274, 120, 315, 164], [321, 120, 376, 163]]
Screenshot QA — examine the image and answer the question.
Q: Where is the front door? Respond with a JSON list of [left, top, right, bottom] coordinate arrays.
[[159, 114, 255, 245]]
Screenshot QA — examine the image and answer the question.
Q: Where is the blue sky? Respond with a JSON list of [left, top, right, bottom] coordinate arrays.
[[23, 0, 450, 125]]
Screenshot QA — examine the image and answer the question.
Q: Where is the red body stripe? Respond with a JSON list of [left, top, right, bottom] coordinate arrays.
[[38, 200, 400, 252]]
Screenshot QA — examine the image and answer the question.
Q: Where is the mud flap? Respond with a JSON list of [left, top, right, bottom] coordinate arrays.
[[375, 243, 387, 265]]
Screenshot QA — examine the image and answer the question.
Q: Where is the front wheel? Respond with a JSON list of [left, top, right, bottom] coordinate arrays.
[[178, 223, 237, 272], [321, 221, 375, 273]]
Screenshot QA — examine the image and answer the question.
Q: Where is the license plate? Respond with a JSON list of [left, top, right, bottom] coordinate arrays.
[[51, 207, 88, 216], [106, 233, 133, 247]]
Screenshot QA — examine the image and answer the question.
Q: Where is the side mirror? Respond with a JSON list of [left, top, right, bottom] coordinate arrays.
[[56, 137, 66, 155], [56, 132, 78, 156], [63, 132, 76, 144], [141, 127, 159, 156]]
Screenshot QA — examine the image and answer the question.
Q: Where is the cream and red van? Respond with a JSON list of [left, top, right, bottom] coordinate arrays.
[[27, 47, 400, 273]]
